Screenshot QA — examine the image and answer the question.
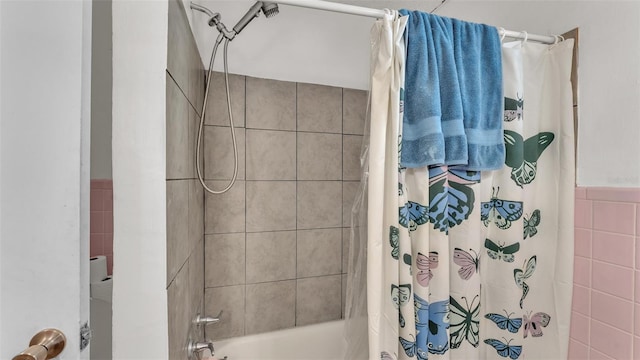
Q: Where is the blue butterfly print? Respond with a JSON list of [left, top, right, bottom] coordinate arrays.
[[485, 310, 523, 333], [399, 201, 429, 231], [399, 335, 427, 360], [427, 167, 479, 233], [414, 294, 450, 356], [481, 187, 523, 229], [484, 338, 522, 359], [427, 299, 451, 354]]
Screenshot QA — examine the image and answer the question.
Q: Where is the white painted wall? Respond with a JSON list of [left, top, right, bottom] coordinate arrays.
[[189, 0, 640, 187], [0, 1, 91, 358], [91, 0, 113, 180], [112, 1, 169, 358]]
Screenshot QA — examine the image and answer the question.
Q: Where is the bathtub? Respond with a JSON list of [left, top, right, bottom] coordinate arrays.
[[215, 320, 347, 360]]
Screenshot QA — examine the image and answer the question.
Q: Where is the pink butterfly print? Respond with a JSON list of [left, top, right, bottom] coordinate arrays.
[[416, 251, 439, 287], [523, 312, 551, 338], [453, 248, 479, 280]]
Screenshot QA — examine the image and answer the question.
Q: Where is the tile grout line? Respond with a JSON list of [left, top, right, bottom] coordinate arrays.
[[294, 81, 299, 328], [340, 87, 345, 319], [243, 74, 248, 337]]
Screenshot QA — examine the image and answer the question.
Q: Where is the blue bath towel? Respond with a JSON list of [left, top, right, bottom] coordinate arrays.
[[399, 10, 467, 168], [451, 18, 504, 170], [398, 10, 504, 170]]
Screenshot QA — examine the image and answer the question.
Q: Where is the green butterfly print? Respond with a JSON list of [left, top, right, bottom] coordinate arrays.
[[398, 135, 406, 172], [450, 295, 480, 349], [504, 95, 523, 122], [391, 284, 411, 328], [403, 253, 412, 275], [523, 209, 541, 239], [389, 226, 399, 260], [485, 238, 520, 263], [514, 256, 537, 309], [504, 130, 555, 188]]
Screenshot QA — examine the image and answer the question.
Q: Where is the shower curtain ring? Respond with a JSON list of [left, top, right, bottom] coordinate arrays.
[[383, 8, 397, 21], [498, 27, 506, 42], [521, 31, 529, 44]]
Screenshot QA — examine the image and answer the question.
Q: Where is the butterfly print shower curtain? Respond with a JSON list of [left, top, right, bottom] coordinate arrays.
[[364, 12, 575, 360]]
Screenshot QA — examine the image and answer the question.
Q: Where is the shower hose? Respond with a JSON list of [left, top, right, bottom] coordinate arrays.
[[196, 32, 239, 194]]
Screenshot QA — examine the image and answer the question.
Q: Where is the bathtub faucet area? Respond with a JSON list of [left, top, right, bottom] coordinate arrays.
[[188, 340, 216, 360]]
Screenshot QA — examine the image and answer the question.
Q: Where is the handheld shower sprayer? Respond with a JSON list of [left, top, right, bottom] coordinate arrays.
[[232, 2, 279, 35], [191, 1, 279, 41], [190, 1, 279, 194]]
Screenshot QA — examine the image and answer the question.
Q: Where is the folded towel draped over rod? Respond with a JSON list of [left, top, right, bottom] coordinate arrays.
[[275, 0, 561, 44]]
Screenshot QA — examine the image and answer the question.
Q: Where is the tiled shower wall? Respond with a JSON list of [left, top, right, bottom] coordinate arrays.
[[166, 0, 205, 359], [90, 179, 113, 274], [569, 187, 640, 359], [203, 72, 367, 339]]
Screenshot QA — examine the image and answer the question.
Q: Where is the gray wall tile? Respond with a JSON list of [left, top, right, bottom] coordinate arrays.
[[205, 285, 245, 340], [297, 132, 342, 181], [246, 231, 296, 283], [205, 233, 245, 287], [246, 77, 296, 131], [296, 275, 342, 326], [188, 39, 204, 114], [342, 273, 347, 318], [167, 75, 191, 180], [245, 281, 296, 335], [204, 72, 245, 127], [344, 226, 363, 275], [297, 229, 342, 278], [189, 180, 204, 253], [297, 181, 342, 229], [167, 0, 190, 94], [197, 75, 373, 332], [204, 180, 245, 234], [343, 135, 363, 181], [189, 243, 204, 317], [168, 261, 190, 360], [189, 53, 205, 116], [167, 180, 190, 285], [342, 181, 360, 227], [246, 129, 296, 180], [297, 83, 342, 133], [204, 126, 245, 181], [342, 228, 350, 274], [168, 2, 205, 353], [190, 106, 203, 179], [343, 89, 368, 135], [246, 181, 296, 232]]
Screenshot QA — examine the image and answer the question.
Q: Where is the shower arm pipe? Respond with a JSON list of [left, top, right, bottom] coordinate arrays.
[[274, 0, 559, 44]]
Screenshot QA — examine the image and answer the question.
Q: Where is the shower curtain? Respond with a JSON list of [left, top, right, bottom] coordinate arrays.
[[360, 10, 575, 360]]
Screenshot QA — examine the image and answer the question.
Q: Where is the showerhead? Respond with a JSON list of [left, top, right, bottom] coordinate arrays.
[[232, 1, 280, 35], [261, 2, 280, 18]]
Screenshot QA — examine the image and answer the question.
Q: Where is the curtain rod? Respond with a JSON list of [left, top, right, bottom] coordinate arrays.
[[275, 0, 560, 44]]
